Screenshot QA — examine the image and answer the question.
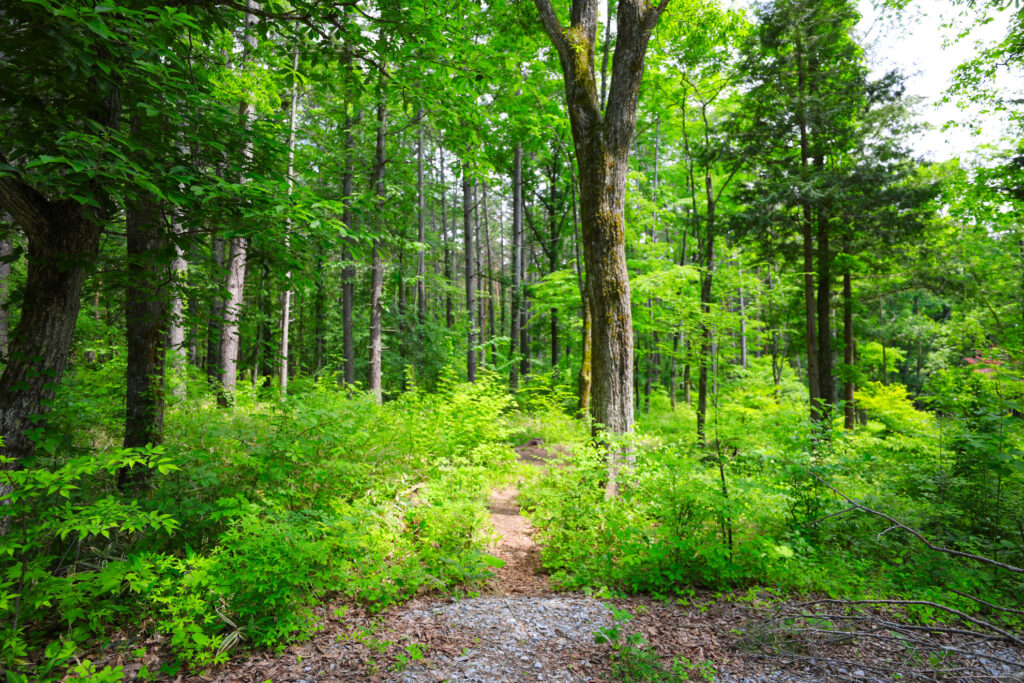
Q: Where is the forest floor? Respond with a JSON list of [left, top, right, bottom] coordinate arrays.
[[141, 442, 1024, 683]]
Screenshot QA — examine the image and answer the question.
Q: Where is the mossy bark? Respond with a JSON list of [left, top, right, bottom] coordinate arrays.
[[533, 0, 669, 495]]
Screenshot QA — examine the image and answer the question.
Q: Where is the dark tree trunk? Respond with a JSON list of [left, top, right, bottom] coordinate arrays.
[[816, 213, 834, 420], [341, 106, 356, 387], [313, 253, 325, 376], [797, 38, 821, 422], [0, 181, 103, 466], [534, 1, 668, 481], [484, 184, 495, 366], [441, 146, 454, 329], [0, 236, 12, 360], [696, 175, 715, 448], [206, 236, 225, 383], [473, 182, 484, 369], [521, 246, 532, 379], [464, 167, 477, 382], [416, 112, 428, 325], [121, 194, 167, 492]]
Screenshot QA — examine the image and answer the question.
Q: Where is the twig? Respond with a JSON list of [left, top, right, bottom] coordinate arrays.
[[792, 598, 1024, 648], [949, 589, 1024, 617]]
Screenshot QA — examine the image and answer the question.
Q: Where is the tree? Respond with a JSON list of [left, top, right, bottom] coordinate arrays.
[[532, 0, 670, 495], [735, 0, 867, 423]]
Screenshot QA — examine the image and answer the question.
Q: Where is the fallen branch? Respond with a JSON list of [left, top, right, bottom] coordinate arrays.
[[807, 471, 1024, 575]]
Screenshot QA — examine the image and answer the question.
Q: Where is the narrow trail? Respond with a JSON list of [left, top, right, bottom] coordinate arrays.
[[484, 484, 549, 597]]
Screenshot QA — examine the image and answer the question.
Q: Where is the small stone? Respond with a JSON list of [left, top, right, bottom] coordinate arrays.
[[534, 661, 542, 669]]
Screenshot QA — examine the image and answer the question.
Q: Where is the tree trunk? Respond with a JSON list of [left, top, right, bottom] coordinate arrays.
[[416, 111, 428, 325], [0, 183, 103, 468], [217, 2, 257, 407], [168, 217, 187, 398], [368, 100, 386, 404], [279, 46, 299, 397], [121, 194, 167, 492], [533, 1, 668, 477], [547, 152, 561, 372], [440, 147, 454, 329], [510, 143, 523, 391], [484, 184, 495, 366], [206, 236, 225, 383], [843, 270, 855, 431], [313, 254, 325, 376], [474, 182, 484, 369], [797, 37, 821, 422], [341, 106, 356, 387], [738, 254, 748, 369], [0, 236, 10, 361], [816, 212, 834, 420], [697, 175, 715, 447], [217, 236, 247, 406], [464, 166, 477, 382]]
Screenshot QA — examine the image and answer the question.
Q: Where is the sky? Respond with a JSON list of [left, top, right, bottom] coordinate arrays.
[[715, 0, 1021, 162], [855, 0, 1019, 162]]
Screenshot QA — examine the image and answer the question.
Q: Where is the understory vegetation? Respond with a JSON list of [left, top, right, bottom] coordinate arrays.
[[2, 370, 517, 680], [4, 355, 1022, 680], [522, 359, 1024, 629]]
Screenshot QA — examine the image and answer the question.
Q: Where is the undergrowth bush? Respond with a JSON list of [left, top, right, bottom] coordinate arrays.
[[526, 361, 1024, 623], [2, 369, 516, 680]]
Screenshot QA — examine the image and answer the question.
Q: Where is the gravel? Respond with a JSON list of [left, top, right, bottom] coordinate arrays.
[[388, 596, 613, 682]]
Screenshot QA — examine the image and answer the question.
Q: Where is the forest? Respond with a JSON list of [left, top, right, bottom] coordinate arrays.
[[2, 0, 1024, 680]]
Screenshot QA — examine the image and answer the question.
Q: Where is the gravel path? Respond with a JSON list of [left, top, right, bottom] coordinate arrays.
[[389, 596, 612, 682]]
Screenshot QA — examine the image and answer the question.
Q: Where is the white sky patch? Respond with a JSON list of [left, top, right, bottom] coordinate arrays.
[[720, 0, 1022, 162], [857, 0, 1021, 162]]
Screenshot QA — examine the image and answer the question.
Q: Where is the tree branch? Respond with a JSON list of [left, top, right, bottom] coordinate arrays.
[[809, 471, 1024, 575], [0, 156, 58, 241], [644, 0, 671, 30], [532, 0, 568, 54]]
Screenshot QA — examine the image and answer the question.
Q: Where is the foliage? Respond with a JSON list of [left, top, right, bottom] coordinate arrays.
[[523, 360, 1024, 624], [1, 374, 516, 679]]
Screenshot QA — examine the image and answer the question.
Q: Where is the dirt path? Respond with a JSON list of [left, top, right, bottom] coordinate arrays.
[[484, 485, 549, 597]]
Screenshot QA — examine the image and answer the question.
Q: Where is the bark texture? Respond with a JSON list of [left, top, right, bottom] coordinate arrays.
[[416, 112, 428, 324], [217, 237, 247, 406], [167, 217, 187, 398], [464, 167, 477, 383], [533, 0, 667, 437], [121, 195, 167, 492], [533, 0, 668, 497], [510, 143, 523, 391], [368, 100, 386, 404], [341, 106, 356, 387], [0, 180, 103, 464]]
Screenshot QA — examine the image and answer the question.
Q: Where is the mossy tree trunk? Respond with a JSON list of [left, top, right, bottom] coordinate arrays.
[[533, 0, 668, 496]]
